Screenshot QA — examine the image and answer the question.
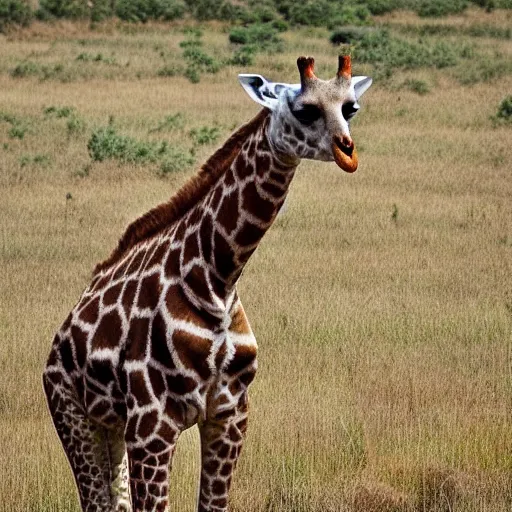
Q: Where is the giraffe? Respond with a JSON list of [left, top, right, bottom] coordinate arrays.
[[43, 55, 371, 512]]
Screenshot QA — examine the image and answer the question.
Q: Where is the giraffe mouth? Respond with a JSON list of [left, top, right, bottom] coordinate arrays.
[[332, 140, 359, 172], [332, 136, 358, 173]]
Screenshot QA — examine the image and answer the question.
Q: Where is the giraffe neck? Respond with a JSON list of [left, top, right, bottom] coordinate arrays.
[[179, 113, 299, 315]]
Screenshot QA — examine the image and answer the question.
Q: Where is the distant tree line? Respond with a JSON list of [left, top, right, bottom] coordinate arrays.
[[1, 0, 511, 32]]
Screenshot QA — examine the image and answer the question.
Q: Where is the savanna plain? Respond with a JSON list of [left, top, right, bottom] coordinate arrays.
[[0, 8, 511, 512]]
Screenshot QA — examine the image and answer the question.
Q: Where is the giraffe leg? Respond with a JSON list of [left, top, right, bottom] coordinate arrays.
[[106, 429, 132, 511], [43, 372, 113, 511], [197, 392, 249, 512], [125, 410, 181, 512]]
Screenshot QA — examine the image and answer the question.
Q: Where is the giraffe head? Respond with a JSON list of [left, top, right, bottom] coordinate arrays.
[[239, 55, 372, 172]]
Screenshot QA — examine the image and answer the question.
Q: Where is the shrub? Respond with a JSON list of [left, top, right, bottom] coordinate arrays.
[[401, 78, 430, 95], [288, 0, 333, 26], [179, 31, 221, 83], [229, 23, 283, 52], [37, 0, 89, 19], [149, 113, 184, 133], [182, 46, 220, 73], [8, 124, 27, 139], [88, 124, 194, 176], [466, 24, 511, 39], [0, 110, 27, 139], [496, 96, 512, 121], [20, 153, 51, 167], [416, 0, 468, 17], [67, 115, 86, 135], [189, 125, 220, 145], [330, 27, 373, 45], [365, 0, 402, 15], [115, 0, 185, 22], [158, 148, 195, 176], [456, 56, 512, 84], [157, 64, 182, 77], [44, 105, 75, 117], [184, 65, 200, 83], [354, 29, 469, 70], [76, 52, 117, 64], [288, 0, 369, 28], [10, 60, 40, 78], [228, 45, 256, 66], [491, 95, 512, 126], [88, 126, 169, 164], [0, 0, 32, 31]]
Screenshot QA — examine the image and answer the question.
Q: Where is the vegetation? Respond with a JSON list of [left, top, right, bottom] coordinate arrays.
[[0, 7, 511, 512], [0, 0, 31, 30], [492, 95, 512, 125], [88, 124, 194, 168], [1, 0, 512, 30]]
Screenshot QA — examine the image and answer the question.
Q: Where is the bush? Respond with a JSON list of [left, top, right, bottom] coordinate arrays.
[[115, 0, 185, 22], [401, 78, 430, 95], [228, 45, 256, 66], [66, 115, 86, 135], [416, 0, 468, 17], [229, 23, 283, 52], [496, 96, 512, 121], [189, 125, 220, 145], [330, 27, 373, 45], [456, 56, 512, 84], [10, 60, 40, 78], [157, 64, 182, 77], [0, 0, 32, 31], [37, 0, 89, 19], [149, 113, 184, 133], [44, 105, 75, 117], [288, 0, 333, 26], [88, 125, 168, 164], [178, 31, 222, 83], [158, 148, 195, 176], [88, 124, 195, 176], [354, 29, 469, 70], [288, 0, 369, 28], [365, 0, 402, 15]]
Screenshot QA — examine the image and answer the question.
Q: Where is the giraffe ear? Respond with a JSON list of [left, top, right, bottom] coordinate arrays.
[[238, 74, 299, 111], [352, 76, 373, 100]]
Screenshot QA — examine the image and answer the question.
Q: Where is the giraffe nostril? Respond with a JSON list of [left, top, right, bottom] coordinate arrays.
[[334, 135, 354, 157]]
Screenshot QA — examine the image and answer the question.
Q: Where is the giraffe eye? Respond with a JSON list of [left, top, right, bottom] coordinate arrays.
[[291, 104, 322, 126], [342, 102, 359, 121]]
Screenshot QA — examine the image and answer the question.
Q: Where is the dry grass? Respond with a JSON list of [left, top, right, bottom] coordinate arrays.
[[0, 12, 511, 512]]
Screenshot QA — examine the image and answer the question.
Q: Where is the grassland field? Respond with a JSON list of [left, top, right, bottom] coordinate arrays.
[[0, 7, 511, 512]]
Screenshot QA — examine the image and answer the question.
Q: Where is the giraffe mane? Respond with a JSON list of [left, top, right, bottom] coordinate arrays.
[[93, 108, 271, 275]]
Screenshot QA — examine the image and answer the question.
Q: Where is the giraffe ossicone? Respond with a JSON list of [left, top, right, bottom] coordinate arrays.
[[43, 55, 371, 512]]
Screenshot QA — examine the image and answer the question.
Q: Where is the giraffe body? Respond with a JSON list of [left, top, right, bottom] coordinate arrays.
[[43, 56, 371, 511]]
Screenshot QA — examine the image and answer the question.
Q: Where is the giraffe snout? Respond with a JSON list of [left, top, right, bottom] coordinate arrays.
[[333, 134, 354, 157]]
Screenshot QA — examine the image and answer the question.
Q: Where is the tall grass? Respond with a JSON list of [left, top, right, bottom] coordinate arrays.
[[0, 12, 511, 512]]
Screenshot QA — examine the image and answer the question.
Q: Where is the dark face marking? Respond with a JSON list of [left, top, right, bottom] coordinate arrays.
[[342, 101, 359, 121], [289, 99, 322, 126]]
